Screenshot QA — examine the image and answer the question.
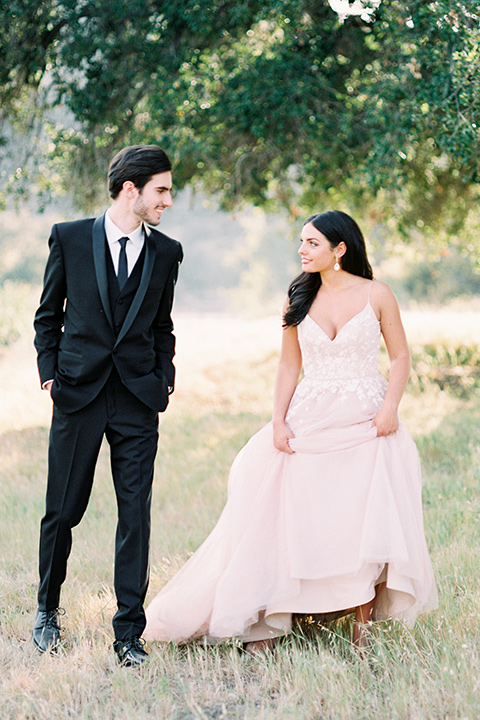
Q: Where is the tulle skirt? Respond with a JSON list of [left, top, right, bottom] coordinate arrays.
[[145, 388, 437, 643]]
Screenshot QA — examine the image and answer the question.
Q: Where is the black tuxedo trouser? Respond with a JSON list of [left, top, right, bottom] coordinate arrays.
[[37, 374, 159, 640]]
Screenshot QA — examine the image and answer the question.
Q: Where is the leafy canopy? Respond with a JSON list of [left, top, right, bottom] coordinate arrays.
[[1, 0, 479, 234]]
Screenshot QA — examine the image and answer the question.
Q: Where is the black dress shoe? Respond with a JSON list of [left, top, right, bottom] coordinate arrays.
[[32, 608, 62, 653], [113, 637, 149, 667]]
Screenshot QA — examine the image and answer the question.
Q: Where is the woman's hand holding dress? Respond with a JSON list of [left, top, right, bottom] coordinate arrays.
[[372, 403, 399, 436], [273, 421, 295, 454]]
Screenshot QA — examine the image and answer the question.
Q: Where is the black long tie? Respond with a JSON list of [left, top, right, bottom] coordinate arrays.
[[118, 236, 129, 290]]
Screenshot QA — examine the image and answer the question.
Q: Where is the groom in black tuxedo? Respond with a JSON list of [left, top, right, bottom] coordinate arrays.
[[33, 145, 183, 665]]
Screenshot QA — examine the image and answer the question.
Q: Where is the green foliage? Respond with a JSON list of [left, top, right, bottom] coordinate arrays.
[[1, 0, 480, 237], [378, 336, 480, 400], [410, 343, 480, 398], [0, 0, 61, 110], [402, 249, 480, 303]]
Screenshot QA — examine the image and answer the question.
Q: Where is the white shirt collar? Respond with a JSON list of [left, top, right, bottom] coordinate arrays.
[[104, 209, 145, 249]]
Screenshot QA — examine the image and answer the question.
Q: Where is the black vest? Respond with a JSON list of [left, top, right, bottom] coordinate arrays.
[[105, 239, 147, 337]]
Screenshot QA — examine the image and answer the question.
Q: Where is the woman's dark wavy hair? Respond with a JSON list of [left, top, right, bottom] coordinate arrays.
[[283, 210, 373, 327]]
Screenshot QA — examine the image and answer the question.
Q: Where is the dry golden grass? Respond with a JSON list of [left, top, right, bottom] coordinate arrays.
[[1, 310, 480, 719]]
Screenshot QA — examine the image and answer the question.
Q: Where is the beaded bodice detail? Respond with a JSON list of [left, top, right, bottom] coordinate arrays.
[[288, 301, 388, 414]]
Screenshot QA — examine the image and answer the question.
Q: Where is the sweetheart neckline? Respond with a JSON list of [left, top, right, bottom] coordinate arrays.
[[306, 301, 378, 342]]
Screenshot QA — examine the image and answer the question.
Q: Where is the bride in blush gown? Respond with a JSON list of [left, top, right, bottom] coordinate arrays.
[[145, 210, 437, 651]]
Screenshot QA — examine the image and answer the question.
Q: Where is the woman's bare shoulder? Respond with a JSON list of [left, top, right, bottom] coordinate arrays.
[[369, 280, 401, 321], [370, 279, 397, 302]]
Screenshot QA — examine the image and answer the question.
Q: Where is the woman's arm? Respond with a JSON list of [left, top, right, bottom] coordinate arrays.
[[371, 281, 411, 436], [272, 299, 303, 454]]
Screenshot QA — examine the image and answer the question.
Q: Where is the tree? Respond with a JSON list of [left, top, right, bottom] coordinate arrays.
[[1, 0, 479, 236]]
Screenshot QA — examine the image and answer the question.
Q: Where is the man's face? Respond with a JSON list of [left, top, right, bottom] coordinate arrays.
[[132, 171, 173, 226]]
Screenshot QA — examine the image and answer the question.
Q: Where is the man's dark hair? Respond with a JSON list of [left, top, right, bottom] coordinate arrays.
[[108, 145, 172, 198]]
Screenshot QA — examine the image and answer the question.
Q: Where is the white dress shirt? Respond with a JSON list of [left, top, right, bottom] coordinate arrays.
[[104, 209, 145, 276]]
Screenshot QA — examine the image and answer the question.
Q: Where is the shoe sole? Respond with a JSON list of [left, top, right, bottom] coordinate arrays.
[[32, 633, 59, 654], [116, 656, 148, 667]]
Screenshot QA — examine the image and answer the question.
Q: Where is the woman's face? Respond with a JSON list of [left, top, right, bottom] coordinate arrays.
[[298, 222, 337, 274]]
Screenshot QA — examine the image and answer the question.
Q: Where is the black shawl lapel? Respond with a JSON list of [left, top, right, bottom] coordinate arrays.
[[114, 224, 156, 348], [92, 213, 114, 328]]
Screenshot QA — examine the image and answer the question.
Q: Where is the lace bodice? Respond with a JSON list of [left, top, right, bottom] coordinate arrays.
[[301, 302, 380, 380], [288, 301, 388, 414]]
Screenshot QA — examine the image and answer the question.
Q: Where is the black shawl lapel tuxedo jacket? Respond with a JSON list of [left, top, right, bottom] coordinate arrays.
[[34, 212, 183, 414]]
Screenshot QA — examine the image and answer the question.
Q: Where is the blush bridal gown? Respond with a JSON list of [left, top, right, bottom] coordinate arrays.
[[145, 298, 437, 643]]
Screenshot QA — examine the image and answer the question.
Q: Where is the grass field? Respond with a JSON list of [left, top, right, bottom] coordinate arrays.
[[1, 307, 480, 719]]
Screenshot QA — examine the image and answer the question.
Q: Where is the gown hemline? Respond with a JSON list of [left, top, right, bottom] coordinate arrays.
[[145, 297, 438, 643]]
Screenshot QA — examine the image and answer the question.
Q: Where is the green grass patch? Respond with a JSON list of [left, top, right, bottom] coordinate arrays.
[[1, 381, 480, 718]]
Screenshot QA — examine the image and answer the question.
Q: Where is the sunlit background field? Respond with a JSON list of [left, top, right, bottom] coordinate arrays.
[[1, 202, 480, 719]]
